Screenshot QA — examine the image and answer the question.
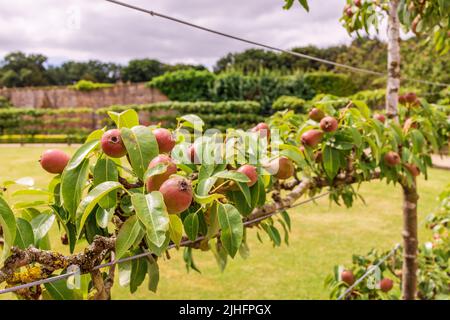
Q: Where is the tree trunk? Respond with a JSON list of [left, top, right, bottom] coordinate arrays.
[[401, 181, 419, 300], [386, 0, 401, 119]]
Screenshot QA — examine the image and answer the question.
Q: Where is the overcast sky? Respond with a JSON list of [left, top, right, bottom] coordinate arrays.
[[0, 0, 386, 68]]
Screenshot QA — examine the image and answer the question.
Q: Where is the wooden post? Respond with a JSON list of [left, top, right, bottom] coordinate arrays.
[[401, 179, 419, 300]]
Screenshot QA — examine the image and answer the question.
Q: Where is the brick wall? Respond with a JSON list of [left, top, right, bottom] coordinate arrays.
[[0, 82, 168, 109]]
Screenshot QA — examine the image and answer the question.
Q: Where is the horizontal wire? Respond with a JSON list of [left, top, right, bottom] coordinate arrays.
[[105, 0, 449, 88], [337, 243, 401, 300], [0, 191, 329, 295]]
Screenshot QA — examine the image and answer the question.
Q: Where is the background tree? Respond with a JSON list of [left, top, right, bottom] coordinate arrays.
[[283, 0, 449, 300], [47, 60, 122, 85], [121, 59, 165, 83], [0, 52, 49, 87]]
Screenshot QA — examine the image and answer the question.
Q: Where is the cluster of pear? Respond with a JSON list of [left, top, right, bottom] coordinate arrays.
[[341, 269, 394, 293]]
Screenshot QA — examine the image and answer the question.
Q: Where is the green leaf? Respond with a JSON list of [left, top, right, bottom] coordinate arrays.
[[196, 176, 218, 197], [183, 247, 201, 273], [61, 158, 90, 221], [30, 213, 55, 242], [183, 212, 199, 241], [64, 222, 77, 254], [14, 218, 34, 249], [256, 177, 266, 207], [206, 203, 220, 239], [108, 109, 140, 129], [211, 240, 228, 271], [12, 189, 51, 197], [144, 232, 170, 257], [93, 158, 119, 209], [143, 163, 168, 181], [237, 182, 252, 207], [95, 207, 114, 229], [352, 100, 370, 119], [39, 233, 51, 250], [193, 192, 225, 205], [217, 203, 243, 258], [85, 127, 106, 143], [177, 114, 204, 131], [115, 215, 143, 259], [132, 192, 169, 248], [213, 171, 250, 183], [121, 126, 159, 180], [168, 214, 183, 247], [229, 190, 253, 217], [323, 145, 341, 180], [44, 278, 82, 300], [118, 254, 132, 287], [283, 0, 294, 10], [280, 144, 305, 166], [147, 255, 159, 293], [262, 223, 282, 247], [76, 181, 123, 237], [130, 255, 148, 294], [65, 140, 99, 171], [280, 210, 291, 231], [298, 0, 309, 11], [0, 195, 16, 257], [4, 177, 35, 187]]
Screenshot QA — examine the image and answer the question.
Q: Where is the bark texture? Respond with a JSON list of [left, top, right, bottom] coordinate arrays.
[[401, 180, 419, 300], [386, 0, 401, 119]]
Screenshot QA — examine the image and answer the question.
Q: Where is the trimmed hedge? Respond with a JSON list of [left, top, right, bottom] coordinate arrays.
[[69, 80, 114, 91], [272, 96, 306, 113], [97, 101, 264, 130], [148, 69, 348, 113], [0, 134, 84, 144], [350, 89, 386, 109], [0, 96, 11, 109], [148, 69, 215, 101], [0, 101, 263, 143], [303, 72, 356, 97]]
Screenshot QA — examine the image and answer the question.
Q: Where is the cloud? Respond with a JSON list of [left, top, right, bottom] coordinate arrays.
[[0, 0, 368, 68]]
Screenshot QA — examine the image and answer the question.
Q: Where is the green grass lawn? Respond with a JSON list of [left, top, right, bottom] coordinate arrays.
[[1, 145, 449, 300]]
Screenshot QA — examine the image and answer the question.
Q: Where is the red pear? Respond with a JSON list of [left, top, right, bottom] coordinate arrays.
[[159, 177, 193, 214], [404, 163, 420, 177], [101, 129, 127, 158], [405, 92, 417, 104], [251, 122, 270, 140], [379, 278, 394, 293], [301, 130, 323, 147], [153, 128, 176, 153], [309, 108, 325, 122], [266, 157, 295, 180], [341, 270, 355, 286], [320, 116, 338, 132], [146, 155, 177, 192], [40, 149, 70, 174], [237, 164, 258, 187], [374, 114, 386, 123], [384, 151, 401, 167]]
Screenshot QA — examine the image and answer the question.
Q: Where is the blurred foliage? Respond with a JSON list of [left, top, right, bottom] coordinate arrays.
[[0, 95, 11, 109], [1, 37, 447, 93], [148, 69, 216, 101], [327, 184, 450, 300], [272, 95, 307, 113], [69, 80, 113, 91], [304, 72, 356, 96], [0, 101, 263, 142], [149, 69, 318, 114]]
